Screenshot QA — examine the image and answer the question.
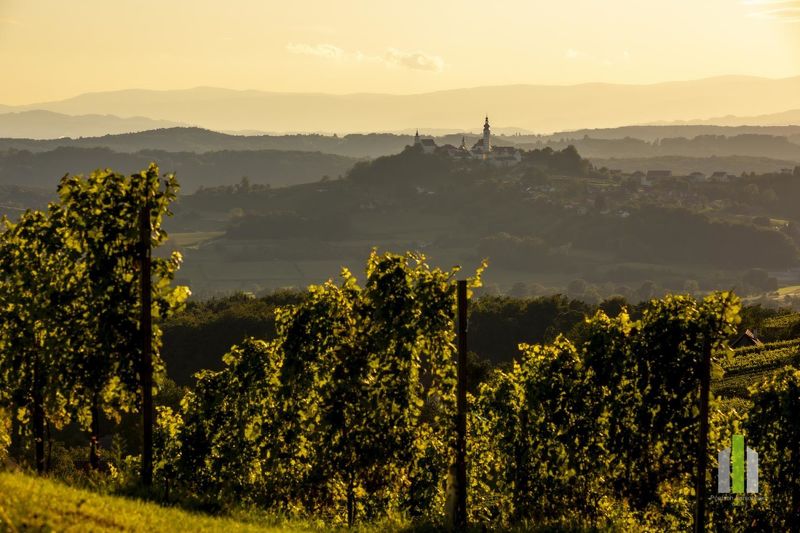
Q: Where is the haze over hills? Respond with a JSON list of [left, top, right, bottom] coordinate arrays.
[[5, 75, 800, 134], [0, 110, 187, 139], [661, 108, 800, 127], [1, 127, 798, 175], [548, 125, 800, 142], [0, 147, 357, 191], [588, 155, 800, 176], [0, 128, 412, 158]]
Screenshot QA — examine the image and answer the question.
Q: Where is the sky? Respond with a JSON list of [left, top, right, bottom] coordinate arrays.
[[0, 0, 799, 105]]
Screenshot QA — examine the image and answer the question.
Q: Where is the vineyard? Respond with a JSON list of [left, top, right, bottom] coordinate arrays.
[[715, 339, 800, 398], [0, 166, 799, 532], [761, 312, 800, 331], [760, 312, 800, 340]]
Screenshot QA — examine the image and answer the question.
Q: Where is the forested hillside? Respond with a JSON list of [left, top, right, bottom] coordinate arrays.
[[161, 146, 800, 300], [0, 128, 412, 158], [3, 142, 791, 301], [0, 147, 357, 190]]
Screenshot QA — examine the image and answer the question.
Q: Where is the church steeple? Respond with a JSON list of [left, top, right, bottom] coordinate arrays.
[[414, 129, 420, 146], [482, 116, 491, 152]]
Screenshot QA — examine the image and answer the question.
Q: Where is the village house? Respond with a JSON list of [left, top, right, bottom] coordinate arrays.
[[688, 171, 707, 182], [709, 171, 730, 182]]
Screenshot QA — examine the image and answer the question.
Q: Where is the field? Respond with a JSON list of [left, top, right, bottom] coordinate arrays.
[[167, 231, 225, 249], [776, 285, 800, 296], [741, 285, 800, 308]]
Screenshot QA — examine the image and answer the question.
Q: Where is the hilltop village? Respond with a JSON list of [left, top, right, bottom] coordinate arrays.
[[413, 116, 523, 166]]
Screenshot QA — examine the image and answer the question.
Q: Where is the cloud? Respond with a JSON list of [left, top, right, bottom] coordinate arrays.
[[287, 43, 445, 72], [743, 0, 800, 22], [0, 17, 22, 26], [384, 48, 445, 72], [565, 49, 581, 60], [286, 43, 345, 60], [741, 0, 797, 5], [749, 7, 800, 21]]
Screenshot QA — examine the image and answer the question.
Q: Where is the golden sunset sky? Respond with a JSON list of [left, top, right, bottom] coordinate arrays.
[[1, 0, 799, 105]]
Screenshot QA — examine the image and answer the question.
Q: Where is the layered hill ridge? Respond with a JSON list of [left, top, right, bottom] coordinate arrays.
[[1, 127, 798, 174], [4, 75, 800, 133], [0, 110, 187, 139]]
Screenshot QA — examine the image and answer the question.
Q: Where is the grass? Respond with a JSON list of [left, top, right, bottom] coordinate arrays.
[[0, 471, 444, 532], [0, 471, 313, 532]]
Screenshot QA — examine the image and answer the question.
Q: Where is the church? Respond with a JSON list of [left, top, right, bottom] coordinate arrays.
[[413, 116, 522, 166]]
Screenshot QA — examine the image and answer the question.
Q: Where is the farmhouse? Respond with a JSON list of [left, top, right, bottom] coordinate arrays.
[[730, 329, 763, 349]]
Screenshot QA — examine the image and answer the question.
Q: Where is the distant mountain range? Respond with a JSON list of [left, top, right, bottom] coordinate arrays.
[[0, 110, 186, 139], [3, 75, 800, 134]]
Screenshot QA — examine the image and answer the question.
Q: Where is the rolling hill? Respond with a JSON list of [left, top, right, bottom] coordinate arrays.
[[0, 110, 187, 138], [0, 127, 411, 158], [2, 125, 800, 165], [0, 147, 358, 191], [588, 155, 799, 175]]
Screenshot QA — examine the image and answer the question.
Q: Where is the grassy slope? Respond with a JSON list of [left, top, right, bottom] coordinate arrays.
[[0, 471, 311, 533]]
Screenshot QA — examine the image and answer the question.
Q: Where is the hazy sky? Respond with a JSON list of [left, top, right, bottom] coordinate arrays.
[[1, 0, 799, 105]]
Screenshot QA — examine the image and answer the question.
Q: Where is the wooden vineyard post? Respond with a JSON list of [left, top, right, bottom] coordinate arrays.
[[455, 280, 468, 531], [32, 360, 45, 474], [140, 201, 153, 487], [694, 338, 712, 533]]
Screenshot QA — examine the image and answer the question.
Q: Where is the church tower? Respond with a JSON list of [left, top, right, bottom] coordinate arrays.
[[414, 129, 420, 146], [482, 116, 491, 153]]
